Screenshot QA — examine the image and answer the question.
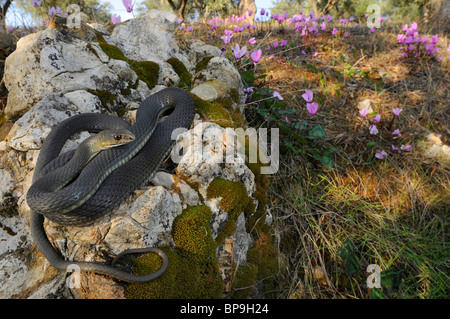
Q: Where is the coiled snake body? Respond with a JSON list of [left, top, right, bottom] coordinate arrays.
[[27, 88, 195, 283]]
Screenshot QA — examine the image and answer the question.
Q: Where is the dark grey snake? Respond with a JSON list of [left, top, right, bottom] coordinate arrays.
[[27, 88, 195, 283]]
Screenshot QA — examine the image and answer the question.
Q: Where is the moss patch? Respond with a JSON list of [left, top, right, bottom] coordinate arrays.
[[195, 56, 213, 73], [166, 57, 192, 89], [206, 178, 251, 245], [125, 205, 223, 299], [190, 93, 246, 129], [87, 89, 116, 112], [96, 33, 159, 90]]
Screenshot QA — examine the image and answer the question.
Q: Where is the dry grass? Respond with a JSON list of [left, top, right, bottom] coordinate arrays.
[[188, 20, 449, 299]]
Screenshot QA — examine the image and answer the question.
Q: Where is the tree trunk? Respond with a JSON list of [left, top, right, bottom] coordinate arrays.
[[238, 0, 256, 23], [322, 0, 340, 15], [1, 0, 13, 30], [311, 0, 321, 17], [167, 0, 187, 20]]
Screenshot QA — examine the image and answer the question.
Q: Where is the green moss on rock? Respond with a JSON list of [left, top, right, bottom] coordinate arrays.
[[87, 89, 116, 112], [166, 57, 192, 89], [207, 178, 250, 245], [125, 205, 223, 299], [96, 33, 159, 90], [195, 56, 213, 73]]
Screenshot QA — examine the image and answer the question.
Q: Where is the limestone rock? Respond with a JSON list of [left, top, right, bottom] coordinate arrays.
[[0, 10, 260, 299]]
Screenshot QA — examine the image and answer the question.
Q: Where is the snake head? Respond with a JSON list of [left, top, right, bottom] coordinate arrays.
[[93, 129, 136, 151]]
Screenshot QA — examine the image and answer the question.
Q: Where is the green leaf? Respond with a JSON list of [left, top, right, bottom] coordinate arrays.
[[256, 108, 268, 117], [347, 68, 358, 77], [307, 64, 318, 72], [381, 268, 403, 292], [338, 240, 360, 277], [308, 124, 326, 139], [240, 70, 255, 85], [320, 154, 334, 169], [370, 287, 386, 299], [366, 141, 376, 147], [296, 120, 308, 131]]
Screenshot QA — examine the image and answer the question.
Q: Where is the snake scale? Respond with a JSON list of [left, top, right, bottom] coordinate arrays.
[[27, 88, 195, 283]]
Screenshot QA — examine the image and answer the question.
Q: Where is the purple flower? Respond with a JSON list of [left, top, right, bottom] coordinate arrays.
[[111, 14, 121, 25], [248, 37, 256, 45], [400, 144, 413, 151], [179, 25, 185, 31], [221, 34, 232, 45], [30, 0, 42, 8], [392, 145, 399, 151], [370, 27, 376, 34], [332, 27, 338, 35], [392, 108, 403, 116], [313, 52, 318, 58], [178, 18, 183, 24], [49, 7, 56, 16], [375, 150, 388, 159], [187, 26, 194, 32], [122, 0, 135, 13], [307, 102, 318, 115], [224, 29, 233, 36], [370, 114, 381, 123], [359, 109, 368, 117], [248, 10, 253, 16], [232, 43, 247, 60], [273, 91, 283, 100], [369, 124, 379, 135], [260, 8, 265, 16], [251, 49, 262, 64], [272, 41, 278, 49], [391, 129, 401, 136], [302, 90, 313, 103]]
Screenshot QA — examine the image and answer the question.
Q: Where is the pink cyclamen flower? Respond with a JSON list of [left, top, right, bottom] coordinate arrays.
[[122, 0, 135, 13], [307, 102, 319, 115], [232, 44, 247, 60], [313, 52, 318, 58], [273, 91, 283, 100], [332, 27, 338, 35], [369, 124, 379, 135], [370, 114, 381, 123], [272, 41, 278, 49], [370, 27, 376, 33], [30, 0, 42, 8], [359, 109, 368, 117], [302, 90, 313, 103], [187, 26, 194, 32], [375, 150, 388, 159], [400, 144, 413, 151], [248, 37, 256, 45], [251, 49, 262, 64], [178, 25, 185, 31], [391, 129, 401, 136], [392, 108, 403, 116], [392, 145, 399, 151], [281, 39, 288, 47], [221, 34, 232, 45], [111, 14, 121, 25]]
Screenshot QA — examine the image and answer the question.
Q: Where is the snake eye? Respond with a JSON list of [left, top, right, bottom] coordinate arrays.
[[114, 135, 122, 141]]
